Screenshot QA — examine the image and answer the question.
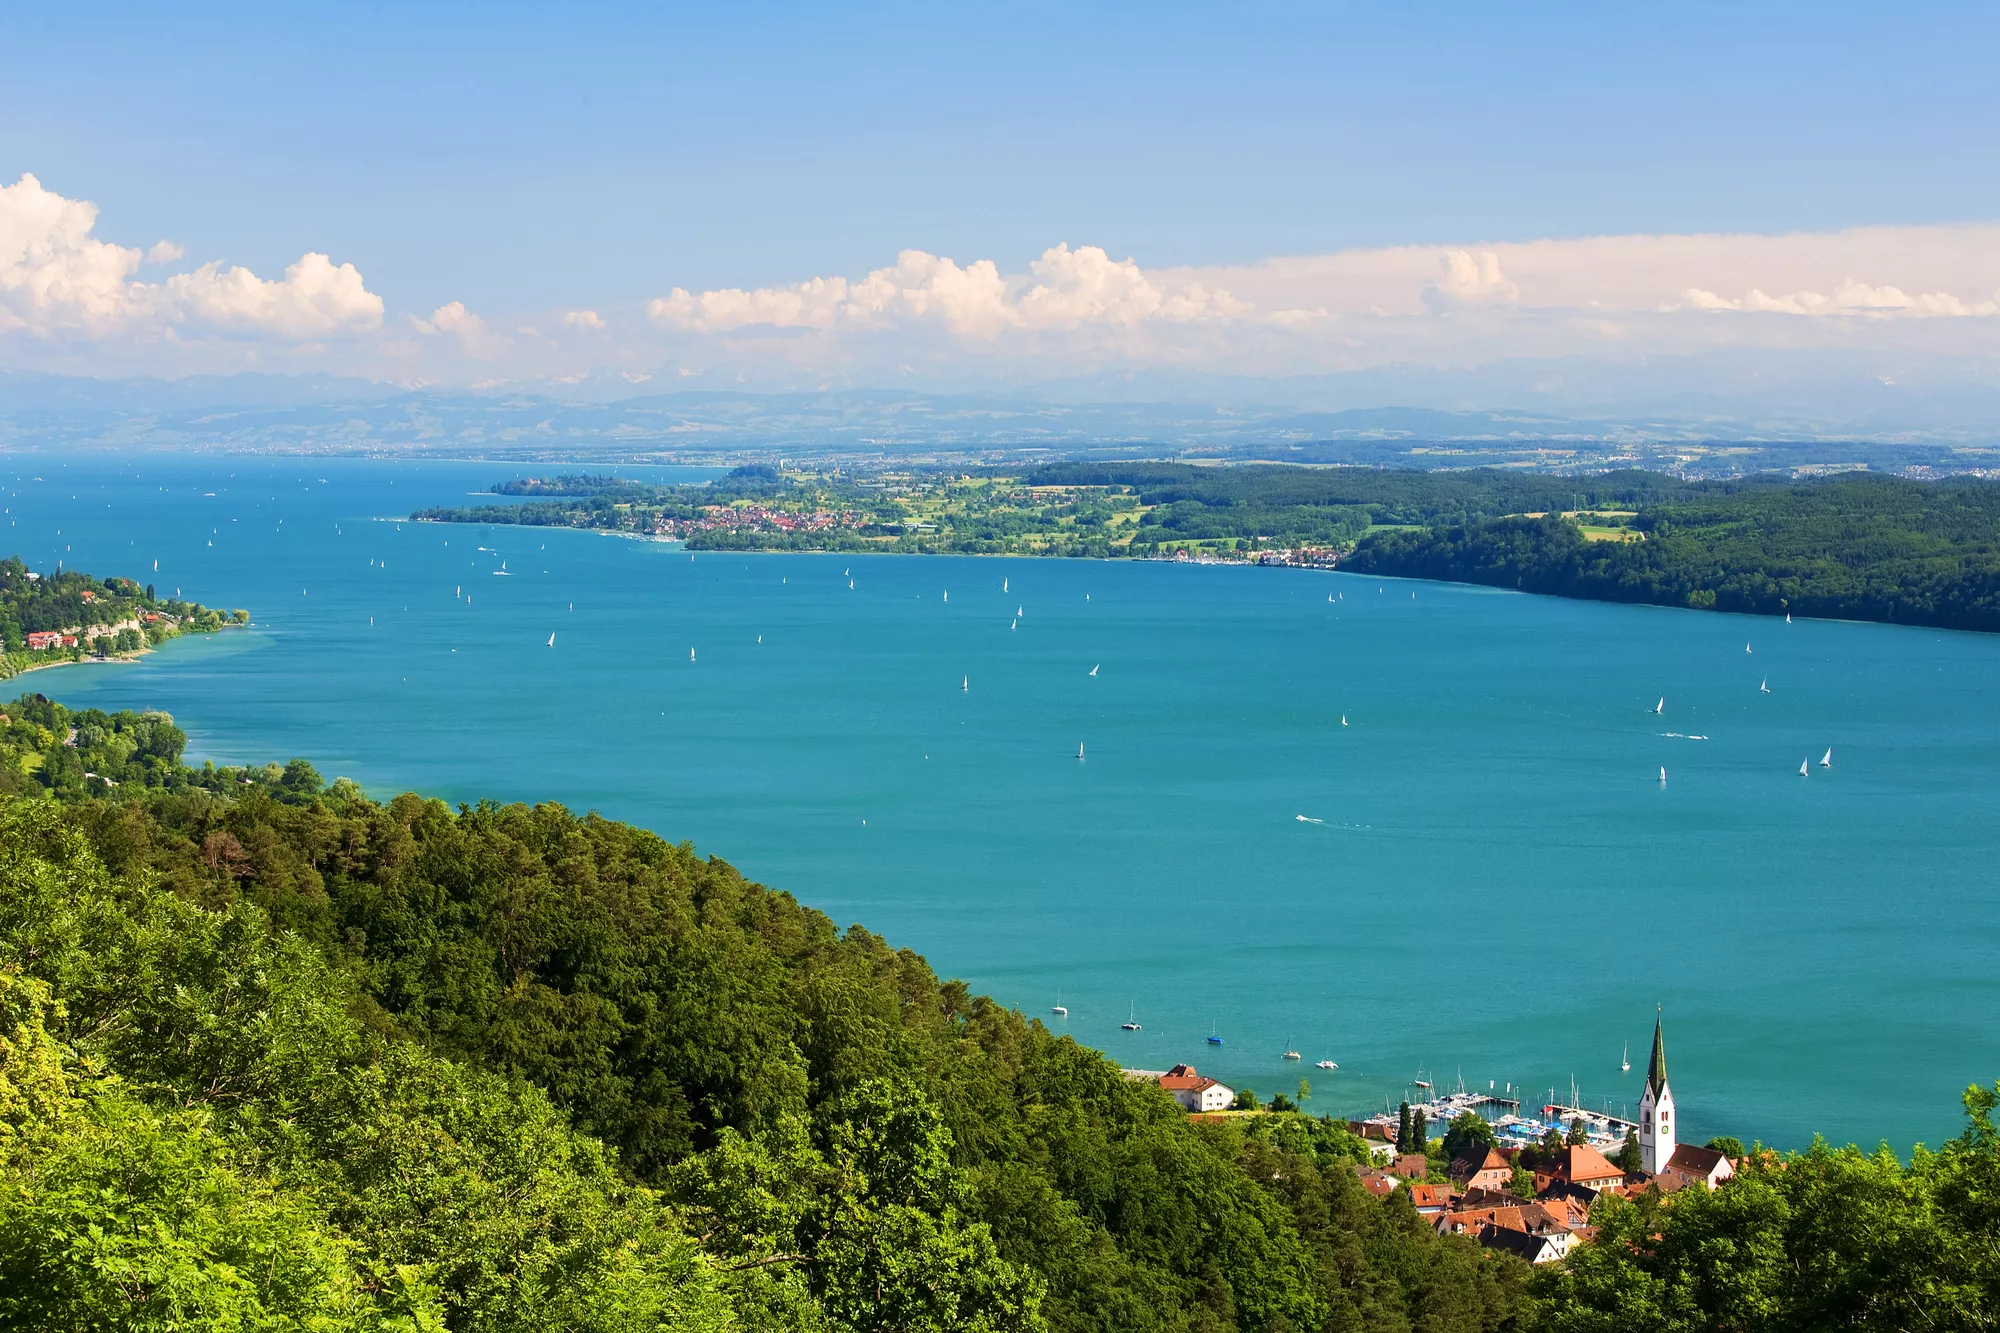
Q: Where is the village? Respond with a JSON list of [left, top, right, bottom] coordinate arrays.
[[1126, 1014, 1735, 1264]]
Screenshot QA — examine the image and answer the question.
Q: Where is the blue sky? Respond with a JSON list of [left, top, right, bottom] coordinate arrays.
[[3, 1, 1998, 400]]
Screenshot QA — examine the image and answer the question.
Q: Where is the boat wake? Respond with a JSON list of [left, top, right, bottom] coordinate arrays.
[[1660, 732, 1711, 741], [1295, 814, 1324, 824]]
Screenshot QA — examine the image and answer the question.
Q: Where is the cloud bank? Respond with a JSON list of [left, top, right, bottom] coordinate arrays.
[[6, 170, 2000, 407], [0, 173, 382, 343], [648, 244, 1246, 339]]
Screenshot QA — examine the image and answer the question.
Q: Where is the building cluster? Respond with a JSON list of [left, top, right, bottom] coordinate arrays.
[[1346, 1015, 1734, 1263], [24, 613, 166, 653], [1136, 1015, 1738, 1267], [652, 505, 865, 538]]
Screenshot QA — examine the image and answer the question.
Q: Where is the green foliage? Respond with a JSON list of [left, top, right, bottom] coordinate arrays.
[[1443, 1111, 1499, 1163], [1345, 473, 2000, 632], [0, 715, 1536, 1333], [0, 798, 738, 1333], [1615, 1132, 1643, 1173], [1706, 1135, 1746, 1158]]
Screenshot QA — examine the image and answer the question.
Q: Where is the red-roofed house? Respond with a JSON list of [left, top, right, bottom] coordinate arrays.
[[1405, 1183, 1452, 1215], [1353, 1166, 1396, 1199], [1449, 1147, 1514, 1193], [1390, 1154, 1428, 1182], [1157, 1064, 1234, 1113], [1535, 1145, 1625, 1197]]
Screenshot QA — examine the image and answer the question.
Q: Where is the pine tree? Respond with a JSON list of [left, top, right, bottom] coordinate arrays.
[[1397, 1102, 1413, 1153], [1615, 1130, 1643, 1173], [1412, 1108, 1429, 1154]]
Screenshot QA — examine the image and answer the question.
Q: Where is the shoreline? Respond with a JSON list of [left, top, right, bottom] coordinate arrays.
[[0, 623, 245, 685]]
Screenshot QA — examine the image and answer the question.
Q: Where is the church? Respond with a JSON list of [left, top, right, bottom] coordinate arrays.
[[1638, 1009, 1737, 1190]]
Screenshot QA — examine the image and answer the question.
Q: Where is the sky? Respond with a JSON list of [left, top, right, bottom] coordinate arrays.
[[3, 1, 1999, 410]]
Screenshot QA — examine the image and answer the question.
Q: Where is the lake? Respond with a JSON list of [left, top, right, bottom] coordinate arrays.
[[13, 453, 2000, 1152]]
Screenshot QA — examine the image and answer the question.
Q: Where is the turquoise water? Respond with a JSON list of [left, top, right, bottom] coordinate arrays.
[[14, 454, 2000, 1152]]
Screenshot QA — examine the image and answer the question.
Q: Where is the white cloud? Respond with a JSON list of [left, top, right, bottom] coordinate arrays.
[[1424, 249, 1519, 311], [1676, 280, 2000, 317], [564, 309, 605, 330], [0, 173, 381, 341], [649, 243, 1245, 340]]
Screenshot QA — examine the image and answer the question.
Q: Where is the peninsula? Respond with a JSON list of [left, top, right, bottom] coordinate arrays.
[[414, 463, 2000, 633], [0, 555, 245, 682]]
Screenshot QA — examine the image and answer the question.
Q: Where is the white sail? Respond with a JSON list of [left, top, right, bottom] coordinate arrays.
[[1799, 758, 1809, 776], [1655, 697, 1663, 714], [689, 648, 696, 661], [1340, 715, 1347, 726], [1760, 677, 1769, 693], [1821, 748, 1832, 767], [1089, 664, 1099, 676], [1746, 643, 1753, 653], [547, 633, 555, 647], [1659, 767, 1667, 783], [942, 589, 947, 602], [1076, 742, 1085, 759], [1003, 578, 1008, 592], [962, 675, 968, 691]]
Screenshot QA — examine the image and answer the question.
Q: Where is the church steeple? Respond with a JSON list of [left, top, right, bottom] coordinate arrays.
[[1638, 1006, 1676, 1176]]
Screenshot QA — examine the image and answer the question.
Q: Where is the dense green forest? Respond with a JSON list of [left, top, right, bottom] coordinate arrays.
[[1345, 473, 2000, 632], [5, 690, 2000, 1329]]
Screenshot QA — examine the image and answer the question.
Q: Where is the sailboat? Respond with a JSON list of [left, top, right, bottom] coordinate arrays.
[[1786, 612, 1792, 623], [1089, 664, 1099, 676], [1122, 1004, 1141, 1031], [1746, 642, 1753, 653], [962, 675, 968, 691], [942, 589, 948, 602], [1659, 767, 1667, 784], [1206, 1024, 1223, 1046], [547, 633, 555, 647], [1760, 677, 1770, 693], [1283, 1037, 1301, 1060], [1340, 715, 1348, 727], [1076, 742, 1085, 760], [689, 648, 696, 662], [1621, 1042, 1631, 1073], [1328, 593, 1333, 603], [1655, 697, 1664, 714], [1317, 1058, 1338, 1069], [1010, 619, 1016, 630], [1799, 757, 1810, 777], [1820, 747, 1833, 768], [1003, 577, 1008, 592], [1016, 605, 1023, 617], [1051, 992, 1067, 1017]]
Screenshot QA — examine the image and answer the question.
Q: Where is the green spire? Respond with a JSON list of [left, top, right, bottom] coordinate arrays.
[[1646, 1008, 1669, 1097]]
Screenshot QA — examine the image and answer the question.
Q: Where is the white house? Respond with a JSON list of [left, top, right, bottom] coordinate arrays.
[[1158, 1063, 1234, 1112]]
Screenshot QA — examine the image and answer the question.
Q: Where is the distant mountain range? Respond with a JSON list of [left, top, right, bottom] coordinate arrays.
[[3, 367, 1999, 475]]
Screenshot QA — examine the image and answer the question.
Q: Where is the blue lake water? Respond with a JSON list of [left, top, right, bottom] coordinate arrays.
[[11, 453, 2000, 1152]]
